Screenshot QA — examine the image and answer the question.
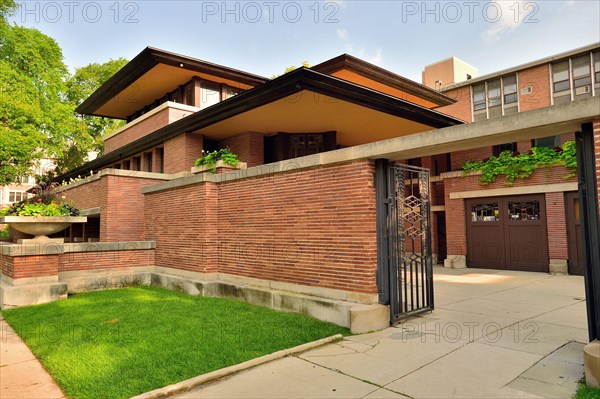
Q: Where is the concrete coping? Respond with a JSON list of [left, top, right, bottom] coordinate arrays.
[[141, 97, 599, 194], [57, 169, 192, 192], [80, 207, 101, 216], [0, 241, 155, 257]]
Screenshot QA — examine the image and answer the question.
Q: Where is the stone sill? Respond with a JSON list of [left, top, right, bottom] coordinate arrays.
[[0, 241, 156, 256], [191, 161, 247, 174]]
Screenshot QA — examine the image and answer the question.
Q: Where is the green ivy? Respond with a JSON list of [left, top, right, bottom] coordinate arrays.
[[194, 148, 240, 173], [461, 141, 577, 185]]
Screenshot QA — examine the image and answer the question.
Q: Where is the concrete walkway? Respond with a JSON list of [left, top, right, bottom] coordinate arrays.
[[174, 267, 588, 399], [0, 315, 65, 399]]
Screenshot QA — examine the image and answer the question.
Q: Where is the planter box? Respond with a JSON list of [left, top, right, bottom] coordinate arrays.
[[0, 216, 87, 244], [191, 161, 247, 175]]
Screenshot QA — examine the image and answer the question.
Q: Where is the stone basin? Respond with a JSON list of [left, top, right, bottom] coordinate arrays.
[[0, 216, 87, 242]]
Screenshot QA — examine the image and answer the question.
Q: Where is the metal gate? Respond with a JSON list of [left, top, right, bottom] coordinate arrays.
[[376, 160, 434, 323]]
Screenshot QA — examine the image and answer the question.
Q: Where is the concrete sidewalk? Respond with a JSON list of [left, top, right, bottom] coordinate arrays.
[[0, 315, 65, 399], [173, 267, 588, 399]]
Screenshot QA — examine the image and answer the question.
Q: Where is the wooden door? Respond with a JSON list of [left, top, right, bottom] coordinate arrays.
[[566, 192, 584, 275]]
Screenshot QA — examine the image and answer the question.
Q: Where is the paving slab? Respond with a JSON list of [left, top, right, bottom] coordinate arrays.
[[300, 333, 464, 386], [530, 301, 588, 329], [172, 356, 380, 399], [384, 342, 543, 398], [477, 320, 588, 356], [0, 318, 65, 399]]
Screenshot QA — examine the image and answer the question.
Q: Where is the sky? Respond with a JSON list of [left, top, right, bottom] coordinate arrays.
[[8, 0, 600, 82]]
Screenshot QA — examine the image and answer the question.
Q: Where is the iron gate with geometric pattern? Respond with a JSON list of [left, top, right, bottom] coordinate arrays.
[[375, 160, 434, 323]]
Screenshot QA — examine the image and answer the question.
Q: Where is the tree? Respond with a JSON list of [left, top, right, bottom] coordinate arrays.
[[66, 58, 128, 140], [0, 2, 127, 183], [0, 2, 82, 184], [271, 61, 311, 79]]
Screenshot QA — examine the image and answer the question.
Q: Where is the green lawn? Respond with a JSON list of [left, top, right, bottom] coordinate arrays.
[[575, 382, 600, 399], [2, 286, 348, 399]]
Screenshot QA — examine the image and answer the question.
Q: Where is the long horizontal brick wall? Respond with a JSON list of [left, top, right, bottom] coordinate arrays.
[[444, 165, 577, 260], [144, 160, 378, 294], [59, 249, 154, 272]]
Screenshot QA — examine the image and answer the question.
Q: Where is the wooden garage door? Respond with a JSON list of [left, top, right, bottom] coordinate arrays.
[[466, 195, 549, 272]]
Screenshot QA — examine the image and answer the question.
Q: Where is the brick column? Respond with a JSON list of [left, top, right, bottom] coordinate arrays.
[[0, 244, 67, 309], [545, 192, 568, 274], [443, 177, 467, 268]]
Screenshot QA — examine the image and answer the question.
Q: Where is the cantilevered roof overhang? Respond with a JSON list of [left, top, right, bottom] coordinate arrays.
[[75, 47, 270, 119], [59, 67, 463, 181]]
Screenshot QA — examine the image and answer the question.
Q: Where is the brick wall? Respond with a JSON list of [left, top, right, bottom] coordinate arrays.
[[1, 255, 58, 279], [144, 160, 379, 294], [437, 86, 472, 122], [218, 132, 264, 167], [164, 133, 204, 174], [144, 182, 218, 274], [518, 64, 552, 112], [104, 108, 170, 154], [59, 249, 154, 272], [61, 174, 166, 241], [444, 166, 577, 260], [451, 147, 493, 170], [545, 192, 568, 260]]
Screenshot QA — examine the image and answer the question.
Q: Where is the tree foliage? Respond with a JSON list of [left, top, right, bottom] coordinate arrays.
[[271, 61, 311, 79], [0, 3, 127, 183]]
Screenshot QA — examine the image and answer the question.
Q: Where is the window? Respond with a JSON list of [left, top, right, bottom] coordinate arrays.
[[122, 160, 131, 170], [8, 191, 26, 203], [144, 152, 153, 172], [508, 201, 540, 221], [471, 203, 499, 222], [503, 75, 518, 104], [201, 82, 221, 108], [552, 62, 570, 92], [493, 143, 517, 157], [572, 55, 592, 98], [223, 85, 243, 100], [472, 84, 486, 111], [533, 135, 560, 148]]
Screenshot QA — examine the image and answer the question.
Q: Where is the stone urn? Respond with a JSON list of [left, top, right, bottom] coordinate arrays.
[[0, 216, 87, 243]]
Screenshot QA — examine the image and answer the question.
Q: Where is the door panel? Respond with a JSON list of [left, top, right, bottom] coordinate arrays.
[[466, 195, 549, 272], [466, 199, 505, 269], [566, 192, 584, 275]]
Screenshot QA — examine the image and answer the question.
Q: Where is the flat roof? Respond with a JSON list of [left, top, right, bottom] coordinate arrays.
[[59, 67, 464, 181], [442, 42, 600, 91], [75, 47, 270, 119]]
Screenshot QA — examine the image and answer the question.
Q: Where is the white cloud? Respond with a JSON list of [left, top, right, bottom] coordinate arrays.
[[367, 48, 383, 66], [481, 0, 528, 43], [344, 45, 383, 66], [336, 28, 348, 40]]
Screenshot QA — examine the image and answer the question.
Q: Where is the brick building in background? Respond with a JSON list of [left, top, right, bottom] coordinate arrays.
[[420, 43, 600, 275]]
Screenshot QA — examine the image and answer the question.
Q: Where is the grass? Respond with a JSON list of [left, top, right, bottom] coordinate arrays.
[[2, 286, 349, 399], [575, 381, 600, 399]]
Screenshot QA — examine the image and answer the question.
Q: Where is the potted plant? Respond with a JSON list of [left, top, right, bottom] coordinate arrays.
[[0, 182, 87, 243], [192, 148, 246, 174]]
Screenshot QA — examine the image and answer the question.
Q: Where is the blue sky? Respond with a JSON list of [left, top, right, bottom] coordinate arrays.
[[9, 0, 600, 82]]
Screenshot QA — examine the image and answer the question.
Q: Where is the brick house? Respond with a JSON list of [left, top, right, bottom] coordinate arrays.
[[420, 42, 600, 275], [2, 44, 599, 331]]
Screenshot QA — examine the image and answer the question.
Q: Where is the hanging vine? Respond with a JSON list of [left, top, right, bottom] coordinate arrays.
[[461, 141, 577, 185]]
